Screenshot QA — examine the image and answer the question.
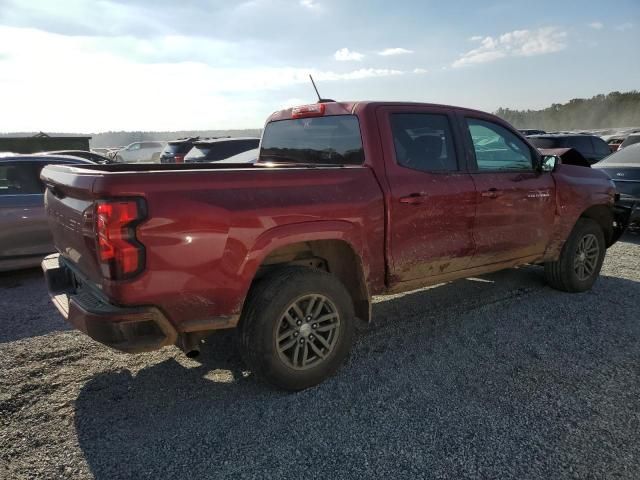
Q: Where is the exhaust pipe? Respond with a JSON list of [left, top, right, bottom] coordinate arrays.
[[177, 333, 203, 358]]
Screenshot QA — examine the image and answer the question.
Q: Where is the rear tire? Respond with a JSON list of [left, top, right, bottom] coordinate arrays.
[[544, 218, 606, 292], [239, 266, 355, 391]]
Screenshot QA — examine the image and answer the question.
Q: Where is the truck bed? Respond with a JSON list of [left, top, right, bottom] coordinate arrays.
[[40, 162, 386, 331]]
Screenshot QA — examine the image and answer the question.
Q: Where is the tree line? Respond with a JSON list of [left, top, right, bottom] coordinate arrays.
[[495, 91, 640, 131]]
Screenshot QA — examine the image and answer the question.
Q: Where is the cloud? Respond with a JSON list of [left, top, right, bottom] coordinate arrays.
[[334, 47, 364, 61], [413, 68, 428, 74], [588, 22, 604, 30], [615, 22, 634, 31], [316, 68, 403, 81], [300, 0, 319, 9], [452, 27, 567, 68], [377, 47, 413, 56], [0, 26, 407, 131]]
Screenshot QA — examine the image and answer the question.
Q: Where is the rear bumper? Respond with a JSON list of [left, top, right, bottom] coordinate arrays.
[[42, 254, 177, 353]]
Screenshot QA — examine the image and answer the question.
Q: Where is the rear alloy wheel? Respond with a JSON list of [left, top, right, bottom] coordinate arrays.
[[544, 218, 606, 292], [275, 294, 341, 370], [239, 266, 354, 391]]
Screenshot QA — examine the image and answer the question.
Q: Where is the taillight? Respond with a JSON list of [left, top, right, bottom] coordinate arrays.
[[174, 154, 185, 163], [291, 103, 325, 119], [95, 198, 146, 280]]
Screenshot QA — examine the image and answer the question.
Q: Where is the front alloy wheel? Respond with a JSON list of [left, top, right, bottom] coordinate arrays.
[[574, 233, 600, 281]]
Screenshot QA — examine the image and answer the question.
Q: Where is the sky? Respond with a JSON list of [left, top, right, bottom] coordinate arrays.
[[0, 0, 638, 132]]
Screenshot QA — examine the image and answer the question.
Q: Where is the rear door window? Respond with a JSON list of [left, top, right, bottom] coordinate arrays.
[[390, 113, 458, 172], [0, 163, 45, 195], [260, 115, 364, 165]]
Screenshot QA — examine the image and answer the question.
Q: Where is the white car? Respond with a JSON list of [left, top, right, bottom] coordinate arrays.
[[114, 141, 165, 163]]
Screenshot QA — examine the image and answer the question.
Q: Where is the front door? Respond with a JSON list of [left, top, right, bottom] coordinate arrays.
[[458, 114, 556, 265], [377, 106, 477, 284]]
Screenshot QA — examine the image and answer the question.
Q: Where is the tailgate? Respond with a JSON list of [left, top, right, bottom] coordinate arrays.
[[40, 165, 103, 286]]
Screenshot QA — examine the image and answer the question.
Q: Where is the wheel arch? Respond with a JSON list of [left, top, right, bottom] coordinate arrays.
[[240, 222, 372, 323], [579, 204, 614, 246]]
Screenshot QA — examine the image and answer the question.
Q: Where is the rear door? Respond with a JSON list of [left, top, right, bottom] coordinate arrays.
[[0, 161, 51, 260], [376, 106, 477, 283], [457, 113, 556, 265]]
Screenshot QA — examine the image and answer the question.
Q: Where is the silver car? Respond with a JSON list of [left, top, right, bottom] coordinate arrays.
[[0, 155, 93, 271], [113, 141, 165, 163]]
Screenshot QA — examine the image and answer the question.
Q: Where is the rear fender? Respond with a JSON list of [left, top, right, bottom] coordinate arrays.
[[237, 220, 370, 314]]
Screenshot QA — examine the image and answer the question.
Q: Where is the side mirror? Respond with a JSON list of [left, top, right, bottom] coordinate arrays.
[[541, 155, 559, 172]]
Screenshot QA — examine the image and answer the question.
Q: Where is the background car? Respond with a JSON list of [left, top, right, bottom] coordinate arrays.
[[40, 150, 111, 163], [619, 134, 640, 150], [91, 148, 111, 156], [159, 137, 200, 164], [0, 155, 94, 271], [527, 134, 611, 164], [214, 148, 260, 164], [184, 137, 260, 163], [113, 141, 165, 163], [593, 143, 640, 229]]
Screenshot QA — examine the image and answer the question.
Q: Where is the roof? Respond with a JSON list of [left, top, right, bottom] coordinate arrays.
[[0, 154, 94, 164], [267, 101, 500, 123], [528, 133, 596, 138], [194, 137, 260, 144]]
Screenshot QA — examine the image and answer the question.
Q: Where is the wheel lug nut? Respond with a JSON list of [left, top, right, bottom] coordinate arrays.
[[294, 332, 299, 337], [309, 335, 314, 340], [312, 323, 317, 329], [300, 339, 305, 344], [296, 320, 302, 326], [306, 316, 312, 321]]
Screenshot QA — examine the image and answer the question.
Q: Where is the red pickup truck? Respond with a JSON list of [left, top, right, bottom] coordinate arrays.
[[41, 101, 627, 390]]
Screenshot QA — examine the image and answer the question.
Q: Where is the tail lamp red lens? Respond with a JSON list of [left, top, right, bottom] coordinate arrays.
[[291, 103, 325, 119], [174, 154, 185, 163], [95, 199, 146, 279]]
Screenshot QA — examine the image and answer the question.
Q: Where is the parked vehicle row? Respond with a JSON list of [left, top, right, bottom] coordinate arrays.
[[40, 100, 629, 390]]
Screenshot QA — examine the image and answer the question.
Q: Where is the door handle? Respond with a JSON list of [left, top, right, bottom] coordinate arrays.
[[480, 188, 502, 199], [399, 193, 427, 205]]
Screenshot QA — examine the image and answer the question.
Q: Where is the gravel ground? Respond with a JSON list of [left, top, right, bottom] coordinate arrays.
[[1, 233, 640, 479]]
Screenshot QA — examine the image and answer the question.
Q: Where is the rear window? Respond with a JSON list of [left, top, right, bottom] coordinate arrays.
[[599, 144, 640, 165], [568, 136, 594, 155], [528, 137, 559, 149], [185, 139, 259, 162], [162, 142, 191, 155], [260, 115, 364, 165]]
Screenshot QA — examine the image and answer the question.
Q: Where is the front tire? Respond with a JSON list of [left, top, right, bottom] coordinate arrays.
[[239, 266, 355, 391], [544, 218, 606, 292]]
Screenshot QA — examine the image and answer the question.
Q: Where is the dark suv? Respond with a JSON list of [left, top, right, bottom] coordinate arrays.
[[160, 137, 200, 164], [527, 134, 611, 165], [184, 137, 260, 163]]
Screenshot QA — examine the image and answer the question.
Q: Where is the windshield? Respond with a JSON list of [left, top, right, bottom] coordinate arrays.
[[260, 115, 364, 165]]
